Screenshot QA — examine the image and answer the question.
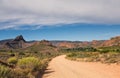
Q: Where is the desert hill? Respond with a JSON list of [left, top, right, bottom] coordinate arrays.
[[0, 35, 120, 50], [50, 36, 120, 48], [0, 35, 34, 49]]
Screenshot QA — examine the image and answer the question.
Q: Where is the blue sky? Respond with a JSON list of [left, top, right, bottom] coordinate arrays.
[[0, 0, 120, 41], [0, 24, 120, 41]]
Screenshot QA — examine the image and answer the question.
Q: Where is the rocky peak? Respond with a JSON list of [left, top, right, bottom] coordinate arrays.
[[13, 35, 26, 42]]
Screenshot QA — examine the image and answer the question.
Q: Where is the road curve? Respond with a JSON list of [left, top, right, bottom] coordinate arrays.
[[42, 55, 120, 78]]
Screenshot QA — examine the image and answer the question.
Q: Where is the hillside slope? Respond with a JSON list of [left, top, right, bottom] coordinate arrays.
[[0, 35, 35, 49], [25, 40, 58, 53]]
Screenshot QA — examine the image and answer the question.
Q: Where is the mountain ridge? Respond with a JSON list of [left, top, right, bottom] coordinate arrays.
[[50, 36, 120, 48], [0, 35, 120, 49], [0, 35, 33, 49]]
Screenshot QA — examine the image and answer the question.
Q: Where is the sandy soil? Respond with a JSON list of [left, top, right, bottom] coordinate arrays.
[[42, 55, 120, 78]]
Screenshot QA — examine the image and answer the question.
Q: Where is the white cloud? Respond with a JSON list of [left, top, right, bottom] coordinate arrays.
[[0, 0, 120, 30]]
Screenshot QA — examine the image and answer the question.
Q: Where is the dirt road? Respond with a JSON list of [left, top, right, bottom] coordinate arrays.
[[42, 55, 120, 78]]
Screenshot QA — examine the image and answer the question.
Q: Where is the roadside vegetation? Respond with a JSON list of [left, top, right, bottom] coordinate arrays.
[[0, 49, 60, 78], [0, 44, 120, 78], [64, 46, 120, 64]]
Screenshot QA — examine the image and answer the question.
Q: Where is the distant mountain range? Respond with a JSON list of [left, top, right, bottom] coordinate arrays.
[[50, 36, 120, 48], [0, 35, 120, 50]]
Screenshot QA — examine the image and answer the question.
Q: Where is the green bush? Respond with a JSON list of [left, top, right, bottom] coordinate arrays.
[[17, 57, 50, 77], [0, 65, 12, 78], [18, 57, 42, 72], [0, 66, 30, 78], [7, 57, 18, 65], [67, 53, 77, 57], [67, 52, 92, 58], [10, 53, 15, 57], [11, 68, 30, 78], [66, 52, 120, 64], [19, 52, 25, 55]]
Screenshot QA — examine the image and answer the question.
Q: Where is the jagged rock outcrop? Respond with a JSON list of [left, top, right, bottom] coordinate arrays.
[[6, 35, 26, 49], [13, 35, 26, 42], [0, 35, 28, 49]]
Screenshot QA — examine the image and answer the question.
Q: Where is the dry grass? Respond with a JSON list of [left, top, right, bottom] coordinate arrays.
[[66, 52, 120, 64]]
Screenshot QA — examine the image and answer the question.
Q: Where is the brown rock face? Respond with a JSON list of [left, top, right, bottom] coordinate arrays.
[[101, 36, 120, 47], [0, 35, 27, 49], [5, 35, 26, 49], [13, 35, 26, 42]]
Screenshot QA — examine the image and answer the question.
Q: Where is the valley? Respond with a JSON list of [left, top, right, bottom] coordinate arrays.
[[0, 35, 120, 78]]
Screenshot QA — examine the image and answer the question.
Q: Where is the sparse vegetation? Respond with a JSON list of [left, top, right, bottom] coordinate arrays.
[[0, 65, 12, 78], [0, 49, 60, 78], [7, 57, 18, 65], [66, 52, 120, 64], [98, 46, 120, 53], [61, 47, 97, 52], [0, 35, 120, 77]]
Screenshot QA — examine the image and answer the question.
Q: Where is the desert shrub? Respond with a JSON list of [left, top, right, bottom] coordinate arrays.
[[17, 57, 50, 78], [62, 47, 97, 52], [0, 67, 30, 78], [40, 58, 50, 71], [11, 68, 30, 78], [18, 57, 42, 72], [34, 51, 38, 53], [67, 52, 93, 58], [19, 52, 25, 55], [10, 53, 15, 57], [101, 53, 120, 63], [7, 57, 18, 65], [0, 65, 12, 78], [67, 53, 77, 57], [98, 46, 120, 53], [66, 52, 120, 64]]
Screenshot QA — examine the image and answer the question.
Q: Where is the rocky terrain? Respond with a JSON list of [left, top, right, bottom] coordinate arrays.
[[0, 35, 120, 50], [51, 36, 120, 48], [0, 35, 34, 49]]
